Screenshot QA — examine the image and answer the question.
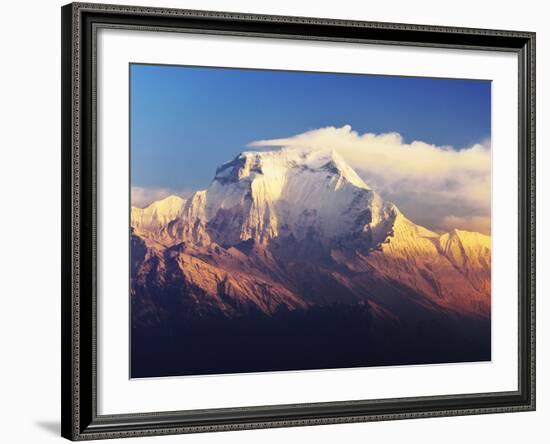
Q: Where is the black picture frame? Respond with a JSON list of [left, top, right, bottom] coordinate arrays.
[[61, 2, 536, 440]]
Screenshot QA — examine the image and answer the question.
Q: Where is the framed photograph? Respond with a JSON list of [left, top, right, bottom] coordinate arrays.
[[61, 2, 536, 440]]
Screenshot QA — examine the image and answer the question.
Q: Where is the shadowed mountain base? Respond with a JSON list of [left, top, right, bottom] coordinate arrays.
[[131, 305, 490, 378]]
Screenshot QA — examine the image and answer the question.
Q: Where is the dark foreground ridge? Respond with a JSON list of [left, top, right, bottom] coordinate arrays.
[[131, 305, 490, 378]]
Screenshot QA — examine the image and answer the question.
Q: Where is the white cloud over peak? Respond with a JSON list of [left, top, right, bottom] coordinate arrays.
[[249, 125, 491, 234]]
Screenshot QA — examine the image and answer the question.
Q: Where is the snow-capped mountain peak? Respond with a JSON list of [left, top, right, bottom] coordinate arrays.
[[131, 194, 186, 232], [194, 147, 384, 245], [214, 147, 369, 190], [131, 148, 401, 247]]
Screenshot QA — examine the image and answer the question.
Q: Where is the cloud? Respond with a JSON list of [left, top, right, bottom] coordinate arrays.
[[131, 186, 193, 208], [249, 125, 491, 234]]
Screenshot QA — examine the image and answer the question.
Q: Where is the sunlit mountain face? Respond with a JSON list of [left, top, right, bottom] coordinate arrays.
[[130, 147, 491, 378]]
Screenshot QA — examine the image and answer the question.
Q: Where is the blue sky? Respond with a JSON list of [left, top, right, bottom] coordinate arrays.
[[130, 63, 491, 196]]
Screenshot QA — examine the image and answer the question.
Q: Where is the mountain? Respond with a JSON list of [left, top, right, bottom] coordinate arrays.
[[131, 147, 490, 319], [131, 194, 186, 236], [130, 147, 491, 377]]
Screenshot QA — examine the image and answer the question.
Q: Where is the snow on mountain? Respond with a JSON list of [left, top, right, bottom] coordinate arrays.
[[439, 229, 491, 269], [131, 147, 491, 322], [131, 195, 186, 233], [348, 212, 491, 317], [160, 147, 394, 247], [438, 229, 491, 297]]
